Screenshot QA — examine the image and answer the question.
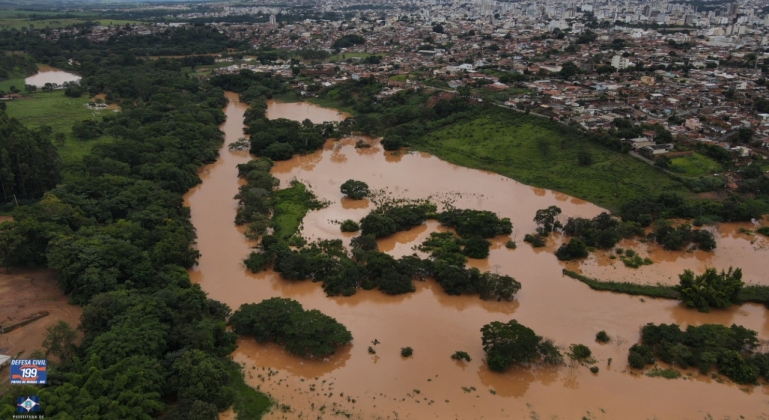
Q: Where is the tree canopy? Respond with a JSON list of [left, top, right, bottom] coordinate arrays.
[[481, 319, 562, 372], [340, 179, 370, 200], [674, 267, 743, 312], [229, 298, 352, 358], [628, 322, 766, 384]]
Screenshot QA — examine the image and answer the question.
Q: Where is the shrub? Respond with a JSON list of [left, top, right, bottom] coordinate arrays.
[[578, 149, 593, 166], [645, 367, 682, 379], [555, 239, 588, 261], [401, 347, 414, 357], [568, 344, 592, 361], [451, 351, 472, 362], [505, 240, 516, 249], [595, 331, 610, 343], [758, 226, 769, 237], [381, 135, 403, 151], [523, 233, 546, 247], [590, 366, 599, 374], [340, 219, 360, 232]]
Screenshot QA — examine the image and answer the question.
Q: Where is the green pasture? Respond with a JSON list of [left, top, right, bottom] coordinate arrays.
[[413, 112, 690, 211]]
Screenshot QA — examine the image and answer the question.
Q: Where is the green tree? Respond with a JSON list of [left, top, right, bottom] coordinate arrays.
[[654, 155, 671, 170], [282, 309, 353, 358], [42, 320, 78, 363], [381, 135, 403, 151], [262, 142, 294, 160], [555, 238, 588, 261], [534, 206, 562, 236], [674, 267, 744, 312], [229, 297, 304, 342], [738, 127, 754, 144], [577, 149, 593, 166], [340, 179, 370, 199], [172, 349, 234, 410], [481, 319, 561, 372]]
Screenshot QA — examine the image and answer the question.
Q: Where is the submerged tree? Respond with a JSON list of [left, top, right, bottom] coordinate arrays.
[[340, 179, 370, 200], [534, 206, 562, 236], [481, 319, 562, 372], [674, 267, 743, 312]]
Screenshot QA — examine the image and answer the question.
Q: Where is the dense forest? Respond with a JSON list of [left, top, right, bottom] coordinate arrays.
[[0, 28, 267, 420], [0, 26, 244, 69], [0, 52, 37, 79], [0, 112, 62, 202]]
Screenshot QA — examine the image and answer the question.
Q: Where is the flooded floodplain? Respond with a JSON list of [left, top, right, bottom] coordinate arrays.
[[187, 93, 769, 420], [24, 65, 81, 88]]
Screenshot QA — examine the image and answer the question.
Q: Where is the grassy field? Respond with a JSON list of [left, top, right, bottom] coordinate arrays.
[[272, 181, 323, 241], [670, 152, 722, 177], [0, 76, 26, 93], [412, 111, 689, 211], [305, 97, 355, 115], [5, 90, 116, 178], [328, 52, 374, 62], [0, 18, 140, 30]]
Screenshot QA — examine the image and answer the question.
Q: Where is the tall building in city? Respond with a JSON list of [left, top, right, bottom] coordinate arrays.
[[269, 14, 277, 24]]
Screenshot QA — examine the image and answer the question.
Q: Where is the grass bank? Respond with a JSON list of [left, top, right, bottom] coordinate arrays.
[[305, 97, 355, 115], [411, 111, 689, 211], [562, 269, 769, 305], [562, 269, 679, 299], [272, 181, 324, 241], [226, 360, 272, 419]]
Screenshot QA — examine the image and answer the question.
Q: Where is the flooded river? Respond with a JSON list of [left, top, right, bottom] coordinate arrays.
[[24, 65, 80, 88], [187, 92, 769, 420]]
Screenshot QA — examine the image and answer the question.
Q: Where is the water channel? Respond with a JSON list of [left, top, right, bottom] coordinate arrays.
[[186, 92, 769, 420]]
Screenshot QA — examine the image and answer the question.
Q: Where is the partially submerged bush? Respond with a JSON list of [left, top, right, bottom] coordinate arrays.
[[340, 219, 360, 232], [451, 351, 472, 362]]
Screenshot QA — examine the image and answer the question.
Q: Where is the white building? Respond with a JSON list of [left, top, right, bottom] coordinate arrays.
[[611, 55, 632, 70]]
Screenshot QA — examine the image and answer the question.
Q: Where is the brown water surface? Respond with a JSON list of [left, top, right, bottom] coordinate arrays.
[[24, 66, 81, 88], [188, 94, 769, 420]]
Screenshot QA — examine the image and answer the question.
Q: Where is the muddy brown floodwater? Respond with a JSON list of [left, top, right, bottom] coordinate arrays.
[[187, 93, 769, 420], [24, 65, 81, 88]]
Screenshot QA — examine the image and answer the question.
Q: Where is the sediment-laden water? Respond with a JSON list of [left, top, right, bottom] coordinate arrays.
[[187, 92, 769, 420], [24, 65, 81, 88]]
